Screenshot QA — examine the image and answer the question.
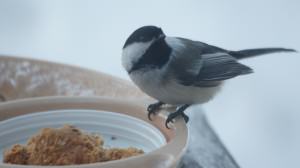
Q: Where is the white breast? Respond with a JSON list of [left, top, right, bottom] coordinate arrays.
[[129, 68, 166, 100]]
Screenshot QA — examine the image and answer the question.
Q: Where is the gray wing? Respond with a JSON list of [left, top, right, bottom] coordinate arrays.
[[165, 37, 253, 87], [193, 53, 253, 85]]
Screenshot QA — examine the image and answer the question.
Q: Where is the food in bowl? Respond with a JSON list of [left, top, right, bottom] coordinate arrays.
[[3, 125, 144, 165]]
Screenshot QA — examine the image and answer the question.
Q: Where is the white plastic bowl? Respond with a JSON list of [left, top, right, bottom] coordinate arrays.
[[0, 109, 166, 161], [0, 96, 188, 168]]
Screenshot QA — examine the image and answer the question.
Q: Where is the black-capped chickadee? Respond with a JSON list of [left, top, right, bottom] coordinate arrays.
[[122, 25, 296, 128]]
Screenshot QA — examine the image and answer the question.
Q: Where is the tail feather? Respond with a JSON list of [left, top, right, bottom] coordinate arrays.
[[229, 48, 297, 59]]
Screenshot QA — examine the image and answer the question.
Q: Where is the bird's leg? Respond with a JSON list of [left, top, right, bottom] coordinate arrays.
[[147, 101, 165, 120], [165, 104, 190, 129]]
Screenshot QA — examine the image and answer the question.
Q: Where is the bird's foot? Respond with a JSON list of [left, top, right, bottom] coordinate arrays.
[[165, 104, 190, 129], [147, 101, 164, 120]]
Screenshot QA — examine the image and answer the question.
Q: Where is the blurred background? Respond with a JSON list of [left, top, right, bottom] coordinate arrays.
[[0, 0, 299, 167]]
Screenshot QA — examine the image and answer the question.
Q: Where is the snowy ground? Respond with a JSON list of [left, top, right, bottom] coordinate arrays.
[[0, 1, 299, 167]]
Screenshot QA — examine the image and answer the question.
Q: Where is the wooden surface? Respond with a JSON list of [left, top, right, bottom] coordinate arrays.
[[0, 56, 239, 168]]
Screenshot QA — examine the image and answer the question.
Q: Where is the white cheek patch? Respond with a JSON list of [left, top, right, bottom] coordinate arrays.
[[165, 37, 185, 48], [122, 40, 154, 72]]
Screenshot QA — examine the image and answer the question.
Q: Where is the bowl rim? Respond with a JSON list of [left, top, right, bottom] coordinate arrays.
[[0, 96, 188, 168]]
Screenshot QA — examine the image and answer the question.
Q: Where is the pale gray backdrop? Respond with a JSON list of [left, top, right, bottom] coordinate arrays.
[[0, 0, 299, 167]]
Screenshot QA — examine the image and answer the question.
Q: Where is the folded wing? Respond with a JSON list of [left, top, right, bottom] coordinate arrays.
[[166, 38, 253, 87]]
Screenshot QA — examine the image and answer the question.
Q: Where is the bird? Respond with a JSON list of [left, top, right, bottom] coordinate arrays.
[[121, 25, 296, 128]]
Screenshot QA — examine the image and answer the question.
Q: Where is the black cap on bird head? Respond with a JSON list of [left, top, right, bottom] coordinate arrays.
[[123, 26, 165, 49]]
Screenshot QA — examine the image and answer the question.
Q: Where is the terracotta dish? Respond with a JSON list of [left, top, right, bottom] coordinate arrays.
[[0, 56, 188, 168]]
